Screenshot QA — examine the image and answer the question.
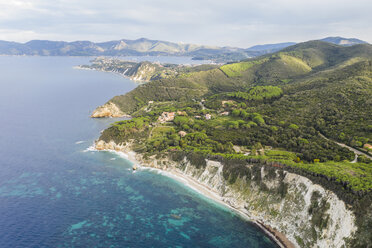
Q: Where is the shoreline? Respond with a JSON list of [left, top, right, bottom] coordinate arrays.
[[74, 65, 146, 84], [91, 145, 294, 248]]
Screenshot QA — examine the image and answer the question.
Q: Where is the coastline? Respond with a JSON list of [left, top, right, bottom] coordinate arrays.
[[74, 65, 146, 84], [91, 144, 294, 248]]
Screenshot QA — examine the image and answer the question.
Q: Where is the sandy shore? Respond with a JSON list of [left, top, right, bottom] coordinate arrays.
[[93, 145, 294, 248]]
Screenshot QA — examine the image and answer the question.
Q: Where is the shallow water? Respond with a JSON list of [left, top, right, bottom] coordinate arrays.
[[0, 56, 277, 247]]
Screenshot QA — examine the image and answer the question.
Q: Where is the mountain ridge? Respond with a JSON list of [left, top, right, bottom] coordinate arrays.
[[0, 37, 368, 62]]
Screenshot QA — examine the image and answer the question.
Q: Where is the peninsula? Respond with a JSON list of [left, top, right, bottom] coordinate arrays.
[[91, 41, 372, 247], [78, 57, 219, 83]]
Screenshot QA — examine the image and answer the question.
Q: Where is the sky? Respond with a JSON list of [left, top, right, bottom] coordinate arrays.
[[0, 0, 371, 48]]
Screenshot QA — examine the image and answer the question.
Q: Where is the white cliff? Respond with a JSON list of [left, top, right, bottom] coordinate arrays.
[[94, 140, 357, 248]]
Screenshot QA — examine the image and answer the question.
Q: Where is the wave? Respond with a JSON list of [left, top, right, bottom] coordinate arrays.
[[83, 145, 97, 152]]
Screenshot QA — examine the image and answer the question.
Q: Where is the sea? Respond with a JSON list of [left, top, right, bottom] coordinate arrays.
[[0, 56, 277, 248]]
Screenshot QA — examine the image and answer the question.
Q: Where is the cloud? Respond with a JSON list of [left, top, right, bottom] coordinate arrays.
[[0, 0, 371, 47]]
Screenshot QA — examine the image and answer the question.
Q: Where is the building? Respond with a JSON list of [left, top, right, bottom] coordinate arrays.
[[219, 111, 229, 116], [364, 143, 372, 150], [177, 111, 187, 116], [178, 131, 187, 137], [158, 112, 175, 123], [205, 114, 212, 120]]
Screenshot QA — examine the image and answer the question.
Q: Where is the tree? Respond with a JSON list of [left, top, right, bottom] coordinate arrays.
[[289, 124, 299, 130], [253, 116, 265, 125], [232, 109, 240, 117], [174, 116, 189, 126], [227, 121, 239, 129]]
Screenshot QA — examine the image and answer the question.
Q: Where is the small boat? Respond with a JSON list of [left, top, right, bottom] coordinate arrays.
[[133, 165, 137, 170]]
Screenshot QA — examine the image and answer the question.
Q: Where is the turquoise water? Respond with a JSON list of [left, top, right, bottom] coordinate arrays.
[[0, 56, 277, 247]]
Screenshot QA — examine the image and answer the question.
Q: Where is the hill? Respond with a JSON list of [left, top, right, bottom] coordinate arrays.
[[246, 42, 296, 52], [94, 40, 372, 247], [99, 41, 372, 114], [94, 40, 372, 167]]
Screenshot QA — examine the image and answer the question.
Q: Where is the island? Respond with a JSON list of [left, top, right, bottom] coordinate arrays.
[[91, 41, 372, 248]]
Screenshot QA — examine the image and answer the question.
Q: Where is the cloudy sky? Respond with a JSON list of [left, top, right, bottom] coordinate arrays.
[[0, 0, 371, 47]]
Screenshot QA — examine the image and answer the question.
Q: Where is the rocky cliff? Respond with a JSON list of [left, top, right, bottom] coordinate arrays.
[[91, 102, 128, 118], [129, 62, 158, 81], [94, 140, 357, 248]]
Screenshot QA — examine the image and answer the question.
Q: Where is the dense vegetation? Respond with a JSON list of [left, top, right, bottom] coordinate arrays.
[[97, 41, 372, 247], [227, 86, 283, 101], [220, 59, 267, 77]]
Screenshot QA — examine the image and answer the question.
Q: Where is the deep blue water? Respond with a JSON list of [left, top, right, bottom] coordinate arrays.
[[0, 56, 277, 248]]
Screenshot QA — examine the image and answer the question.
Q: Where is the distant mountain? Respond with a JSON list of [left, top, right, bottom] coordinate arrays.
[[194, 37, 369, 62], [0, 38, 240, 57], [246, 42, 296, 52], [320, 36, 368, 46], [0, 37, 368, 62]]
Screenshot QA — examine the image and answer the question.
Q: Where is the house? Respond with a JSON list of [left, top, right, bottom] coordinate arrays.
[[364, 143, 372, 150], [177, 111, 187, 116], [205, 114, 212, 120], [158, 112, 175, 123], [178, 131, 187, 137], [219, 111, 229, 116], [148, 101, 154, 104]]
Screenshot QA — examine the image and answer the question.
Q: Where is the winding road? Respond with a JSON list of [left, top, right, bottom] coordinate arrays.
[[319, 133, 372, 162]]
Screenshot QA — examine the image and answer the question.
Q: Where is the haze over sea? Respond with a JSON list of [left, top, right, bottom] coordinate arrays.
[[0, 56, 277, 248]]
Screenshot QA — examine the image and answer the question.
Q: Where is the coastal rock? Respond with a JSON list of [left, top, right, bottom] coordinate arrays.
[[91, 102, 127, 118]]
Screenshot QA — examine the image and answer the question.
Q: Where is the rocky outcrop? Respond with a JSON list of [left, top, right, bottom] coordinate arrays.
[[91, 102, 128, 118], [94, 140, 357, 248], [95, 140, 127, 150]]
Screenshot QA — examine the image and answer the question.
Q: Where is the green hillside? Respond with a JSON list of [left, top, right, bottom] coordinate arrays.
[[101, 40, 372, 174], [97, 41, 372, 246], [106, 41, 372, 115]]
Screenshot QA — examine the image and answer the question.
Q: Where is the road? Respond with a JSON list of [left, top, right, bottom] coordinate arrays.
[[319, 133, 372, 162]]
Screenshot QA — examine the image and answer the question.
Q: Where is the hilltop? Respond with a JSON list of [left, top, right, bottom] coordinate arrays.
[[320, 36, 368, 46]]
